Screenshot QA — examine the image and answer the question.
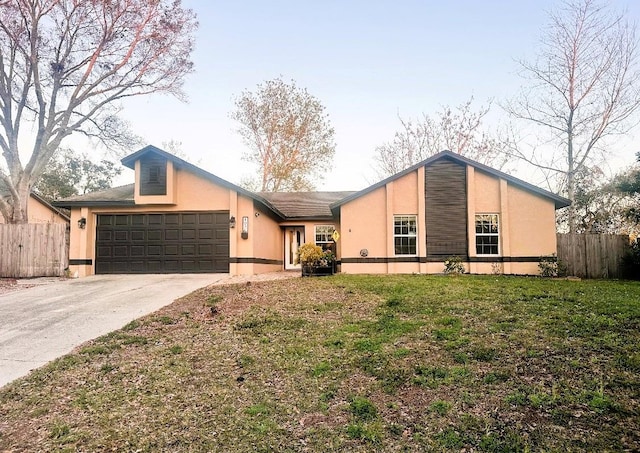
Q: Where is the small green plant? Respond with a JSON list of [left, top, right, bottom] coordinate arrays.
[[311, 361, 331, 377], [122, 320, 140, 331], [48, 421, 70, 439], [443, 256, 465, 275], [346, 422, 383, 443], [349, 396, 378, 421], [429, 400, 452, 416], [156, 315, 175, 325], [538, 254, 567, 277], [245, 402, 270, 416], [205, 295, 223, 315]]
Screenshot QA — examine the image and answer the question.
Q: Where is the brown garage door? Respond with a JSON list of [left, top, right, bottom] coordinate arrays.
[[95, 212, 229, 274]]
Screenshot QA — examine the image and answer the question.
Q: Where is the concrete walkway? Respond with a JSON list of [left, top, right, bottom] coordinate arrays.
[[0, 272, 297, 388]]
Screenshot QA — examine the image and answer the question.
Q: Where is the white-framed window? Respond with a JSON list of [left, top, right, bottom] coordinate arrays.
[[315, 225, 335, 251], [394, 215, 417, 255], [475, 214, 499, 255]]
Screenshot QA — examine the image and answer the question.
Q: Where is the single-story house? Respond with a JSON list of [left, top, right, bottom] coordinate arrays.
[[55, 145, 570, 277], [0, 187, 70, 225]]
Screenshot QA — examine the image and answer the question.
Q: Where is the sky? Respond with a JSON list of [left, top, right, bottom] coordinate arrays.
[[117, 0, 640, 192]]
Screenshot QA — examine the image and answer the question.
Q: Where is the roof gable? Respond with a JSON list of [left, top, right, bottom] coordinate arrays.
[[59, 145, 285, 218], [330, 151, 571, 211]]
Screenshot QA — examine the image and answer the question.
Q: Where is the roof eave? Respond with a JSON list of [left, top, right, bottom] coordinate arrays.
[[330, 150, 572, 211], [281, 215, 337, 221], [52, 200, 136, 208], [30, 193, 71, 222], [121, 145, 286, 219]]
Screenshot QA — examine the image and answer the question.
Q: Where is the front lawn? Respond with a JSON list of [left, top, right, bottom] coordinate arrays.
[[1, 275, 638, 451]]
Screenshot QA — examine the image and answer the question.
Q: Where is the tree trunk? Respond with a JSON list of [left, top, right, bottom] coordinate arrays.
[[567, 120, 576, 233], [567, 171, 576, 233], [11, 180, 30, 224]]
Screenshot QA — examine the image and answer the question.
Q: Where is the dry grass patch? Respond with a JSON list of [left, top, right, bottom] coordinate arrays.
[[0, 275, 639, 452]]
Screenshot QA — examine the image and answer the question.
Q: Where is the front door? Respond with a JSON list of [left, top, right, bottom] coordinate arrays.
[[284, 227, 305, 270]]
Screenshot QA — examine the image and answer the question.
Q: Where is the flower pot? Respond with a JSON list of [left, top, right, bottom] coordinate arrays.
[[301, 264, 334, 277]]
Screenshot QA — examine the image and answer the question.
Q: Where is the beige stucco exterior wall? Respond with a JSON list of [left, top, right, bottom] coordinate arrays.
[[507, 184, 557, 257], [241, 205, 282, 275], [466, 167, 557, 275], [338, 164, 558, 276], [340, 169, 423, 274], [473, 170, 501, 213], [340, 186, 386, 263], [67, 155, 560, 278], [0, 196, 68, 224], [68, 165, 280, 277]]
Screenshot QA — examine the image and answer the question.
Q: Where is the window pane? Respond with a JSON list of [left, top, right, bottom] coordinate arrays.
[[475, 214, 499, 255], [393, 215, 417, 255], [409, 219, 417, 234], [315, 225, 334, 246], [395, 237, 416, 255]]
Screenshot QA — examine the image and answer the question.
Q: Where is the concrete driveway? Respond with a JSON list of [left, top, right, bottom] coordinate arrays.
[[0, 274, 227, 388]]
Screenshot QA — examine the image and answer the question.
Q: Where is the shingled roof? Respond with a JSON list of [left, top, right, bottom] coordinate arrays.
[[54, 147, 570, 218], [54, 184, 135, 206], [258, 191, 355, 219]]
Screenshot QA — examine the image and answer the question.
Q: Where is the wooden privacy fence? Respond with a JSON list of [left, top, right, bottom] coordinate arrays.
[[0, 224, 68, 278], [557, 233, 629, 279]]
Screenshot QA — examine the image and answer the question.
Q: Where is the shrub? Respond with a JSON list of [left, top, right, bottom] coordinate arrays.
[[296, 243, 324, 266], [296, 243, 334, 267], [538, 254, 566, 277], [621, 239, 640, 280], [443, 256, 465, 275]]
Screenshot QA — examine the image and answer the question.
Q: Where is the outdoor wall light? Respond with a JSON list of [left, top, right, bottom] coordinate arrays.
[[241, 216, 249, 239], [78, 217, 87, 229], [229, 216, 236, 228]]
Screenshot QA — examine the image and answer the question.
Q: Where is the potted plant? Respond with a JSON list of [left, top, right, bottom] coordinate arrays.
[[297, 243, 336, 276]]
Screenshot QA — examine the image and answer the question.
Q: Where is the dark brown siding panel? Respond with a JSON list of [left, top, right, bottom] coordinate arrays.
[[139, 156, 167, 195], [425, 158, 468, 258]]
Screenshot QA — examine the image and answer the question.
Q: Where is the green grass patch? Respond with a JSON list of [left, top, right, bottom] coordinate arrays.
[[1, 275, 638, 452]]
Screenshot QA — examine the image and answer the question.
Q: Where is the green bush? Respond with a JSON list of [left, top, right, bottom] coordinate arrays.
[[538, 254, 567, 277], [621, 239, 640, 280], [443, 256, 465, 275]]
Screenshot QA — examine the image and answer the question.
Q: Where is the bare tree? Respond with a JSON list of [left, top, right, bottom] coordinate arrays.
[[374, 98, 510, 178], [505, 0, 640, 232], [231, 77, 335, 192], [0, 0, 197, 223]]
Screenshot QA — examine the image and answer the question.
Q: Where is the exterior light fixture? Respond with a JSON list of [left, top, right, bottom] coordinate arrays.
[[229, 216, 236, 228], [78, 217, 87, 229], [241, 216, 249, 239]]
